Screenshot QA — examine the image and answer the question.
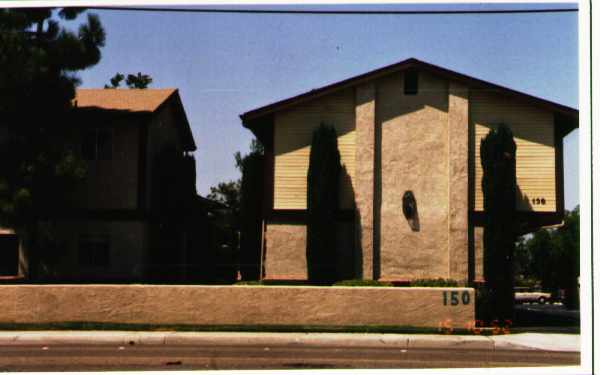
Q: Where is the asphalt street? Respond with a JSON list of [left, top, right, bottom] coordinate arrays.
[[0, 344, 580, 371], [514, 302, 580, 328]]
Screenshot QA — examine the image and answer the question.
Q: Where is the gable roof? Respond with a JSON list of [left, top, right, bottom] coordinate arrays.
[[75, 88, 177, 112], [74, 88, 196, 151], [240, 58, 578, 137]]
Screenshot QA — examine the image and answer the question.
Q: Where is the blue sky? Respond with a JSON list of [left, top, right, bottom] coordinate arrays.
[[69, 3, 579, 209]]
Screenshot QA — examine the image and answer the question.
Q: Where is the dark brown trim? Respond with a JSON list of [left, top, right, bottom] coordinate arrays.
[[470, 211, 563, 234], [137, 121, 149, 211], [266, 209, 356, 223], [51, 209, 149, 221], [262, 117, 275, 216], [554, 114, 566, 217], [160, 90, 196, 152], [240, 58, 578, 132]]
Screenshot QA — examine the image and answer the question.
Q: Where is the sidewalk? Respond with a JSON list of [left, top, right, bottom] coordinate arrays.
[[0, 331, 580, 352]]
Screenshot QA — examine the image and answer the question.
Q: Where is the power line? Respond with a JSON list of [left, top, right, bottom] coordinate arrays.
[[86, 6, 578, 15]]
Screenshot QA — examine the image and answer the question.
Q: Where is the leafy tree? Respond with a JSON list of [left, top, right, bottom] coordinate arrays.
[[520, 206, 579, 309], [104, 72, 152, 89], [555, 206, 579, 309], [207, 181, 241, 214], [104, 73, 124, 88], [126, 72, 152, 89], [480, 124, 517, 322], [306, 123, 341, 284], [208, 139, 264, 214], [0, 8, 105, 279], [206, 139, 264, 281]]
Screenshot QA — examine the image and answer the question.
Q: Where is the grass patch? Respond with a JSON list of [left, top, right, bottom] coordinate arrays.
[[410, 278, 459, 287], [333, 279, 393, 287], [0, 322, 576, 335], [0, 321, 474, 335]]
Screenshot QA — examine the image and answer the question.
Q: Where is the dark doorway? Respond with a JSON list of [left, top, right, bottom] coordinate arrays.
[[0, 234, 19, 276]]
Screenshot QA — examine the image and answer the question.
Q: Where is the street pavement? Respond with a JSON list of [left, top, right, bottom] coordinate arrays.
[[0, 331, 581, 371]]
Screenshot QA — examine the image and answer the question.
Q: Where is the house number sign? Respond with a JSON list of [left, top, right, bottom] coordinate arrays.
[[442, 290, 470, 306], [531, 197, 547, 205]]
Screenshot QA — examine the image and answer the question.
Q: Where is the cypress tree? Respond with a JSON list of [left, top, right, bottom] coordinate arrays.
[[239, 152, 264, 280], [306, 123, 341, 284], [0, 8, 106, 279], [480, 124, 517, 323]]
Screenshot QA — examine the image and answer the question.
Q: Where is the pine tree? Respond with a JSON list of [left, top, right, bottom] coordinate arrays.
[[306, 123, 341, 284], [480, 124, 517, 322], [0, 8, 105, 278]]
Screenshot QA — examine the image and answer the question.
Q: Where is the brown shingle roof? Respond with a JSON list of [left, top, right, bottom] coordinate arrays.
[[73, 88, 196, 151], [74, 88, 177, 112]]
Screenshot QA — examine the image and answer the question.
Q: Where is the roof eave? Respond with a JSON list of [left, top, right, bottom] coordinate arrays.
[[240, 58, 578, 132]]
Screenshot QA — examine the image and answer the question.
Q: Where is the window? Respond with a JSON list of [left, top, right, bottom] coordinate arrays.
[[78, 234, 110, 268], [404, 69, 419, 95], [82, 129, 113, 161], [0, 234, 19, 276]]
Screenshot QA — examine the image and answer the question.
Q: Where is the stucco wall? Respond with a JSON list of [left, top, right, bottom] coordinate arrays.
[[355, 83, 376, 279], [264, 222, 355, 280], [0, 285, 475, 329], [376, 71, 454, 280]]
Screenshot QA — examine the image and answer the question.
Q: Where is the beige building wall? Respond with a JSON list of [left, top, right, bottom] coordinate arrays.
[[273, 89, 356, 210], [73, 122, 141, 210], [145, 102, 186, 209], [470, 90, 556, 212], [264, 69, 561, 283], [264, 222, 355, 280], [376, 71, 466, 281], [51, 220, 148, 280]]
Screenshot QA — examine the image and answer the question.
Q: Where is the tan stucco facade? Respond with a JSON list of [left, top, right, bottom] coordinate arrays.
[[260, 65, 568, 284], [265, 71, 472, 283]]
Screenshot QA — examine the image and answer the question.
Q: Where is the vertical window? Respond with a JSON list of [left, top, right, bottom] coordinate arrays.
[[78, 234, 110, 268], [82, 129, 113, 161], [404, 69, 419, 95], [0, 234, 19, 276]]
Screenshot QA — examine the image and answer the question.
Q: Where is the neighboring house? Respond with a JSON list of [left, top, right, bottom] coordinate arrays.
[[1, 88, 198, 281], [240, 58, 578, 284]]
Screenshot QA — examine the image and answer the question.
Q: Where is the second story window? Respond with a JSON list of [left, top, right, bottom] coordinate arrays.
[[82, 129, 113, 161]]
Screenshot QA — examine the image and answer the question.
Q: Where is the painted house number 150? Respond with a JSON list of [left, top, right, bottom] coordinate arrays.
[[442, 291, 470, 305]]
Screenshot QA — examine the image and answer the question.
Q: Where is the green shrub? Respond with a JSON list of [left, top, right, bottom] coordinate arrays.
[[475, 286, 492, 322], [410, 278, 459, 287], [234, 280, 263, 286], [333, 279, 393, 287]]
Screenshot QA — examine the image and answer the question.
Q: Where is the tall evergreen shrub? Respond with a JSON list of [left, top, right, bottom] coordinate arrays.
[[306, 123, 341, 284], [239, 152, 264, 280], [480, 124, 517, 322]]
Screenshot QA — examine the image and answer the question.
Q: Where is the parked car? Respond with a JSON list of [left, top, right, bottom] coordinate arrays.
[[514, 287, 552, 304]]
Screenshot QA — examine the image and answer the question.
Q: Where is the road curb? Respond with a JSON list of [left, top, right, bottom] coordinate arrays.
[[0, 331, 580, 352]]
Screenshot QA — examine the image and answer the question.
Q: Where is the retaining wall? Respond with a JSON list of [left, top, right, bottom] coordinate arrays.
[[0, 285, 475, 329]]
